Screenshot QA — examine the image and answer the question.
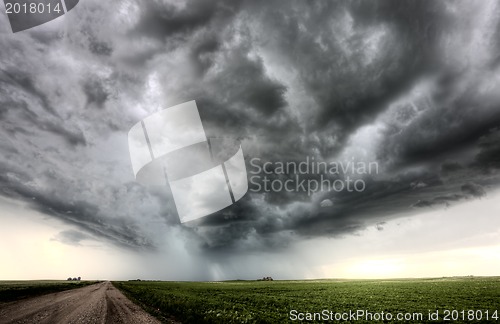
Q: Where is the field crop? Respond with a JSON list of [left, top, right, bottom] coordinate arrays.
[[113, 277, 500, 323], [0, 280, 99, 302]]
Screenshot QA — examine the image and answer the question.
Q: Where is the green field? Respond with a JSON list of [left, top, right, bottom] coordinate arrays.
[[0, 280, 99, 303], [113, 277, 500, 323]]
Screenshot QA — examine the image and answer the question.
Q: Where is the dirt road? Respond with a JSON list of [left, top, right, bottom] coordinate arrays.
[[0, 281, 161, 324]]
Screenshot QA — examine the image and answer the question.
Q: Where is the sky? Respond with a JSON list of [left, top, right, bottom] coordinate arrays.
[[0, 0, 500, 280]]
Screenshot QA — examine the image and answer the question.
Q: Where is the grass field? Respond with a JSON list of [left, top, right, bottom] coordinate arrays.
[[113, 277, 500, 323], [0, 280, 99, 303]]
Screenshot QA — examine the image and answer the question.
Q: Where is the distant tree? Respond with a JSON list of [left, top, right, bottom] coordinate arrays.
[[73, 277, 77, 281], [67, 277, 72, 281], [77, 277, 81, 281]]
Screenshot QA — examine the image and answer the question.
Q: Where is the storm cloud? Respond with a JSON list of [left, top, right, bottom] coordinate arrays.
[[1, 0, 500, 256]]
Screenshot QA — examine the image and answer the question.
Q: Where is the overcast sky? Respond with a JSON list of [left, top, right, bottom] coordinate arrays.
[[1, 0, 500, 280]]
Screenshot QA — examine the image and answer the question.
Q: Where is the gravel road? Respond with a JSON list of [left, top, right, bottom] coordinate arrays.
[[0, 281, 162, 324]]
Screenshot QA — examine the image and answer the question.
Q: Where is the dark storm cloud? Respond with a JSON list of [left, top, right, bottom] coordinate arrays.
[[83, 77, 110, 109], [51, 229, 92, 246], [378, 75, 500, 169], [1, 69, 58, 116], [42, 122, 87, 146], [1, 0, 500, 253], [461, 183, 486, 198], [188, 36, 220, 76], [474, 128, 500, 169], [193, 49, 289, 134], [235, 0, 448, 156], [186, 2, 500, 248], [88, 39, 113, 56], [376, 222, 386, 231], [441, 161, 464, 174], [0, 165, 156, 250], [131, 0, 242, 41], [0, 70, 87, 146]]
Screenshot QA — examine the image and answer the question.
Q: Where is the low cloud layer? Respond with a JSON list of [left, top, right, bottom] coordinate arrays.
[[1, 0, 500, 257]]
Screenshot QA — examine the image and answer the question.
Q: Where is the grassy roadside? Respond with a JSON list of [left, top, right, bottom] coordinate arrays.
[[113, 277, 500, 323], [0, 280, 100, 303], [112, 281, 181, 323]]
